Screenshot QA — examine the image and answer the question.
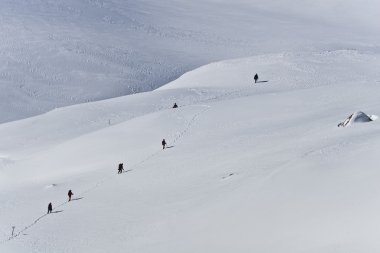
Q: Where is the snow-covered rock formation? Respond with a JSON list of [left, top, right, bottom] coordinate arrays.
[[338, 111, 375, 127]]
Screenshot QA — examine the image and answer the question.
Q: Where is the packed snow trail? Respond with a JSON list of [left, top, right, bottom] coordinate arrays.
[[0, 105, 210, 244], [1, 200, 69, 243]]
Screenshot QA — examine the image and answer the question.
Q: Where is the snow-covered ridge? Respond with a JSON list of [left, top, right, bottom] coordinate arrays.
[[161, 50, 380, 90], [1, 50, 380, 252]]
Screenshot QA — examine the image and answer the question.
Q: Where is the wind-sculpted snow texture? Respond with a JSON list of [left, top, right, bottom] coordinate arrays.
[[2, 50, 380, 252], [1, 0, 380, 122]]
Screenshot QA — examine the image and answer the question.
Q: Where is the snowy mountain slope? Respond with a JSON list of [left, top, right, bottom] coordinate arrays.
[[1, 50, 379, 158], [1, 0, 380, 123], [1, 50, 380, 252]]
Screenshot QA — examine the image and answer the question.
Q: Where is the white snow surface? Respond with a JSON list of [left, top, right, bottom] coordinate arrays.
[[1, 0, 380, 122], [2, 50, 380, 252]]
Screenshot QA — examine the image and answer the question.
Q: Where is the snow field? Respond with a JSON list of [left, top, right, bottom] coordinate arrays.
[[1, 50, 380, 252]]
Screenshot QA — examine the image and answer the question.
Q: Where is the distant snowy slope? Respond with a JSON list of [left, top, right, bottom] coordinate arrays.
[[1, 50, 380, 252], [1, 0, 380, 122], [242, 0, 380, 31]]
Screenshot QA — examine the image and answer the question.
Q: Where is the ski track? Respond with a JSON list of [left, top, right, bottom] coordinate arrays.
[[0, 103, 211, 244]]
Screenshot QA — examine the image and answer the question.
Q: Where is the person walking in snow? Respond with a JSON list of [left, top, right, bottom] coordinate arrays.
[[118, 163, 124, 174], [162, 139, 167, 149], [68, 190, 74, 201], [47, 202, 53, 214], [172, 103, 178, 108], [254, 73, 259, 83]]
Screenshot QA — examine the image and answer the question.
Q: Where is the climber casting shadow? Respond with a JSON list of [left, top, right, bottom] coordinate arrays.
[[71, 197, 84, 201], [120, 169, 132, 174]]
